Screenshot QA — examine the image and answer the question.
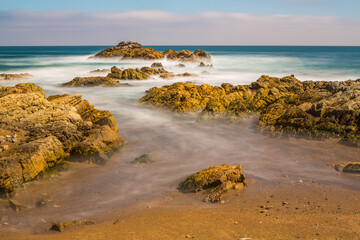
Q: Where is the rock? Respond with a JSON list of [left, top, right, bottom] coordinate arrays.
[[0, 84, 123, 194], [50, 220, 95, 232], [176, 63, 186, 68], [93, 42, 211, 62], [62, 77, 129, 87], [0, 73, 32, 81], [164, 49, 211, 62], [89, 69, 110, 73], [151, 62, 164, 68], [132, 154, 158, 164], [139, 76, 360, 146], [107, 66, 195, 80], [95, 41, 163, 60], [9, 199, 27, 211], [116, 41, 142, 49], [199, 62, 212, 67], [336, 162, 360, 173], [179, 164, 246, 203], [36, 199, 48, 208]]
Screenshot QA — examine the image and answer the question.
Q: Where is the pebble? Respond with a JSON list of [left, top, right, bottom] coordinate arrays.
[[298, 180, 303, 184]]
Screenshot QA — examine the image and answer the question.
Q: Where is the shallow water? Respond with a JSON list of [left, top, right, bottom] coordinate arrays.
[[0, 46, 360, 230]]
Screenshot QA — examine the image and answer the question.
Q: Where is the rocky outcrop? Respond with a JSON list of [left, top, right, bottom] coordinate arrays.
[[63, 77, 130, 87], [179, 164, 246, 202], [107, 66, 196, 80], [140, 76, 360, 146], [0, 73, 32, 81], [163, 49, 211, 62], [95, 41, 163, 60], [0, 83, 123, 194], [94, 41, 211, 62]]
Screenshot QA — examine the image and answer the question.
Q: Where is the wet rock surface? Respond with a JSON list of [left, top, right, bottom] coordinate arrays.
[[0, 73, 32, 81], [0, 83, 123, 194], [63, 77, 130, 87], [179, 164, 246, 202], [94, 41, 211, 62], [335, 162, 360, 173], [132, 154, 158, 164], [50, 220, 95, 232], [140, 75, 360, 146]]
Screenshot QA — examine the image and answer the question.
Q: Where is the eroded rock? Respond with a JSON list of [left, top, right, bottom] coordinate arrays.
[[63, 77, 129, 87], [139, 76, 360, 146], [132, 154, 158, 164], [179, 164, 246, 202], [0, 83, 123, 194], [93, 41, 211, 62]]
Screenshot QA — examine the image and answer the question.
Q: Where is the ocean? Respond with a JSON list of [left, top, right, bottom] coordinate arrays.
[[1, 46, 360, 226]]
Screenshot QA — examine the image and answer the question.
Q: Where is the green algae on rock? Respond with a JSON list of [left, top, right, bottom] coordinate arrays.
[[179, 164, 246, 202], [63, 77, 130, 87], [139, 75, 360, 146], [0, 83, 123, 194], [94, 41, 211, 62]]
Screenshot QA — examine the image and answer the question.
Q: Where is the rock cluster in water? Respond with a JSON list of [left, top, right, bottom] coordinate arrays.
[[63, 77, 130, 87], [0, 73, 32, 81], [139, 75, 360, 146], [0, 83, 123, 194], [107, 66, 198, 80], [94, 41, 211, 62], [179, 164, 246, 202]]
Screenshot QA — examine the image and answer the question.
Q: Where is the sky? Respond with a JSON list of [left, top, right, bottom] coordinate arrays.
[[0, 0, 359, 46]]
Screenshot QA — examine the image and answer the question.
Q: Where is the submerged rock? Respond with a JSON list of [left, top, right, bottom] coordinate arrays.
[[0, 83, 123, 194], [0, 73, 32, 81], [132, 154, 158, 164], [139, 76, 360, 146], [89, 69, 110, 73], [9, 199, 28, 211], [179, 164, 246, 203], [62, 77, 130, 87], [50, 220, 95, 232], [93, 41, 211, 62]]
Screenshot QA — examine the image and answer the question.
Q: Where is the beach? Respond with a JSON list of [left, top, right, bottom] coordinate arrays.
[[0, 45, 360, 239]]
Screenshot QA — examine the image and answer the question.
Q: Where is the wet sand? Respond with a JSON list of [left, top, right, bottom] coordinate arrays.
[[2, 179, 360, 240], [0, 117, 360, 239]]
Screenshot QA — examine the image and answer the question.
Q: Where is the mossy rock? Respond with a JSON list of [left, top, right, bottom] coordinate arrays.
[[179, 164, 246, 202]]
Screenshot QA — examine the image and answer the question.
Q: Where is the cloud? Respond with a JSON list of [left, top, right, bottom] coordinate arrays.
[[0, 10, 359, 45]]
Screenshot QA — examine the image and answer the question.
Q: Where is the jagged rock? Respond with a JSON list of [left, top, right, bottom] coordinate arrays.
[[164, 49, 211, 62], [93, 42, 211, 62], [0, 83, 123, 194], [132, 154, 158, 164], [151, 62, 163, 68], [139, 76, 360, 146], [62, 77, 129, 87], [95, 41, 163, 60], [116, 41, 142, 49], [0, 73, 32, 81], [50, 220, 95, 232], [179, 164, 246, 203], [106, 66, 195, 80]]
